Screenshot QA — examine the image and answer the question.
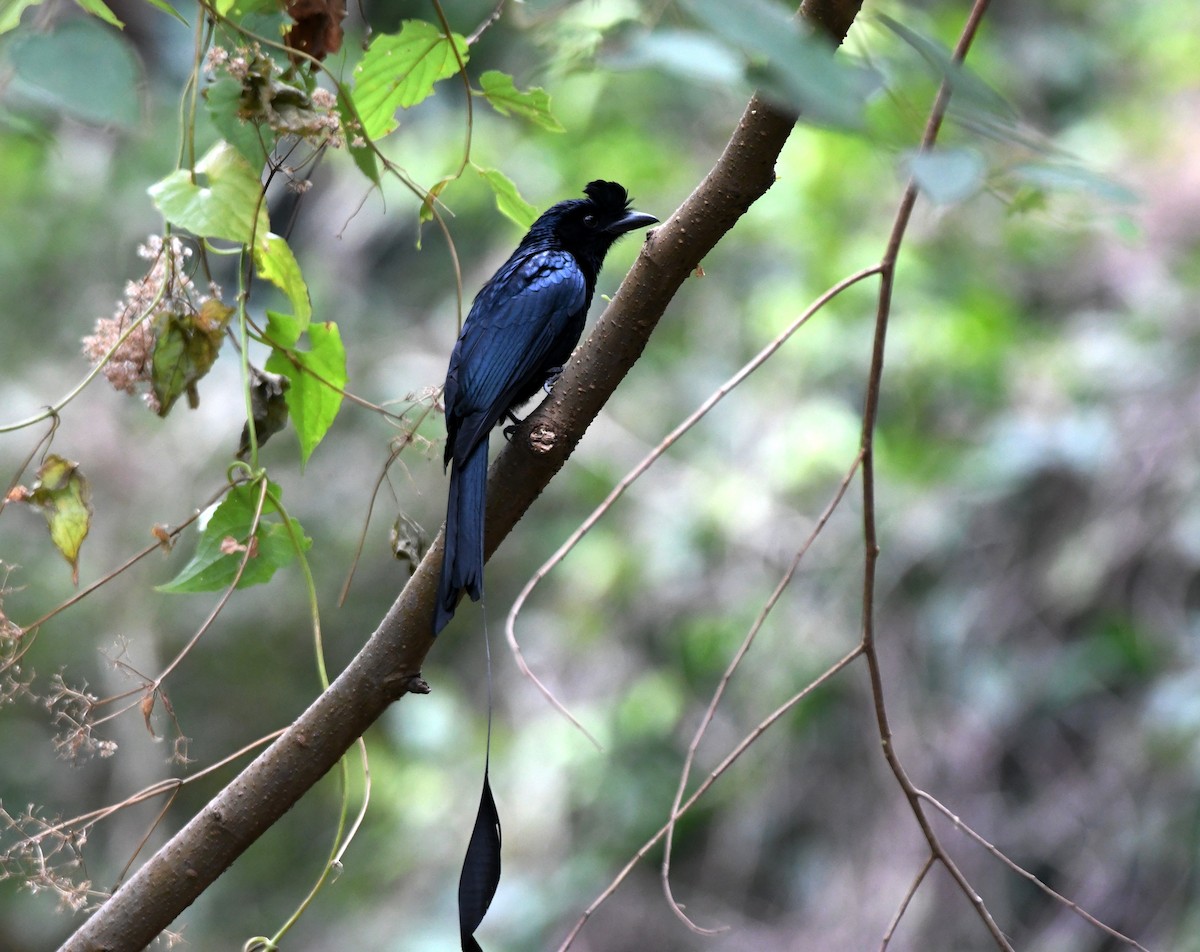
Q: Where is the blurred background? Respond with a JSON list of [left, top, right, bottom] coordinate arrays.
[[2, 0, 1199, 949]]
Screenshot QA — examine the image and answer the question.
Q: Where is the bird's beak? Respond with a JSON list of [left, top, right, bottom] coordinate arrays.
[[608, 210, 659, 235]]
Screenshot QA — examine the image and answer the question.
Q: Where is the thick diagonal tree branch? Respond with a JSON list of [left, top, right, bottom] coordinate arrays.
[[61, 5, 862, 948], [58, 96, 793, 952]]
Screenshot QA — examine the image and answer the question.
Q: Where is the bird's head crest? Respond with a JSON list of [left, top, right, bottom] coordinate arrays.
[[518, 180, 655, 268], [583, 180, 633, 213]]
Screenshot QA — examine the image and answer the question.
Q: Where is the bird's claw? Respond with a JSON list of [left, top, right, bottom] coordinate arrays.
[[502, 410, 523, 441], [543, 366, 564, 394]]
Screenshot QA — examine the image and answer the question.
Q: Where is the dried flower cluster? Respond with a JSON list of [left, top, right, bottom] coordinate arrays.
[[0, 804, 98, 913], [81, 236, 211, 414], [45, 674, 117, 762], [0, 565, 32, 710], [204, 44, 344, 148]]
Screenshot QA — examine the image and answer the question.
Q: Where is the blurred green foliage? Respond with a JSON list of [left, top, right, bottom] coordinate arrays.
[[2, 0, 1199, 950]]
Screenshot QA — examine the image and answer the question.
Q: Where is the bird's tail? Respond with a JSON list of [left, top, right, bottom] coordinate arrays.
[[434, 440, 488, 635]]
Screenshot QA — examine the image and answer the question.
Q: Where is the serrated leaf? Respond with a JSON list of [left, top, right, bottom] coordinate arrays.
[[72, 0, 123, 29], [477, 168, 537, 230], [148, 141, 270, 246], [157, 481, 310, 593], [150, 301, 234, 416], [204, 75, 273, 166], [25, 455, 93, 585], [907, 147, 986, 205], [265, 321, 346, 464], [255, 233, 311, 324], [478, 70, 565, 132], [351, 20, 468, 140]]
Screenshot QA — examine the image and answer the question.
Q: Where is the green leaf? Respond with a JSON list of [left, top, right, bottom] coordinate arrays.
[[7, 17, 140, 127], [351, 20, 468, 140], [72, 0, 123, 28], [216, 0, 277, 15], [264, 309, 304, 349], [416, 175, 456, 249], [337, 87, 380, 186], [204, 75, 274, 166], [255, 233, 312, 324], [1011, 162, 1138, 204], [877, 15, 1014, 120], [148, 141, 271, 246], [477, 167, 537, 230], [478, 70, 565, 132], [150, 300, 234, 416], [907, 147, 987, 205], [0, 1, 41, 36], [20, 455, 93, 585], [138, 0, 188, 25], [157, 481, 311, 593], [265, 321, 346, 464], [602, 28, 743, 86], [419, 174, 454, 224], [686, 0, 871, 128]]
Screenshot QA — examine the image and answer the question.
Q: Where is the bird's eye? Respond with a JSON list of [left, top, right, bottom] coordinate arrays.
[[582, 214, 596, 228]]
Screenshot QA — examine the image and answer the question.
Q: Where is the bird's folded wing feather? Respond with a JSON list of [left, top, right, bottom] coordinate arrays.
[[449, 249, 587, 461]]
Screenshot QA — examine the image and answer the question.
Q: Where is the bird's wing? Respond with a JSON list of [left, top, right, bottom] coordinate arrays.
[[448, 249, 587, 460]]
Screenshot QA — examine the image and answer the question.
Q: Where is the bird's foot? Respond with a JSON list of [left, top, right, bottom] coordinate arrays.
[[543, 366, 564, 394], [502, 410, 523, 441]]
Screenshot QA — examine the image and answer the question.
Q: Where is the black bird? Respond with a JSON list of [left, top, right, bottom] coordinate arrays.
[[435, 180, 658, 634]]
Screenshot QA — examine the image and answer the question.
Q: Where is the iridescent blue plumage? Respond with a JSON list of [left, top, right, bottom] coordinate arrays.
[[434, 181, 657, 635]]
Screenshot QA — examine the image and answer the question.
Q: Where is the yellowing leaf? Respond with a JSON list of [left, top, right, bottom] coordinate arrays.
[[150, 301, 234, 416], [351, 20, 468, 139], [25, 455, 93, 585]]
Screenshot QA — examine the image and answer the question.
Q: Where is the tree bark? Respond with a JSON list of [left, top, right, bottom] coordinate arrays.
[[60, 4, 863, 947]]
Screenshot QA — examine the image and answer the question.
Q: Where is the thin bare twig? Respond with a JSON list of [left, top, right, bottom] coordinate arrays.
[[880, 853, 934, 950], [505, 267, 881, 741], [87, 479, 270, 736], [856, 0, 1010, 948], [466, 0, 506, 45], [62, 65, 801, 952], [22, 728, 286, 851], [558, 645, 864, 951], [917, 790, 1152, 952], [20, 482, 229, 634], [661, 449, 864, 933], [338, 396, 438, 607]]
